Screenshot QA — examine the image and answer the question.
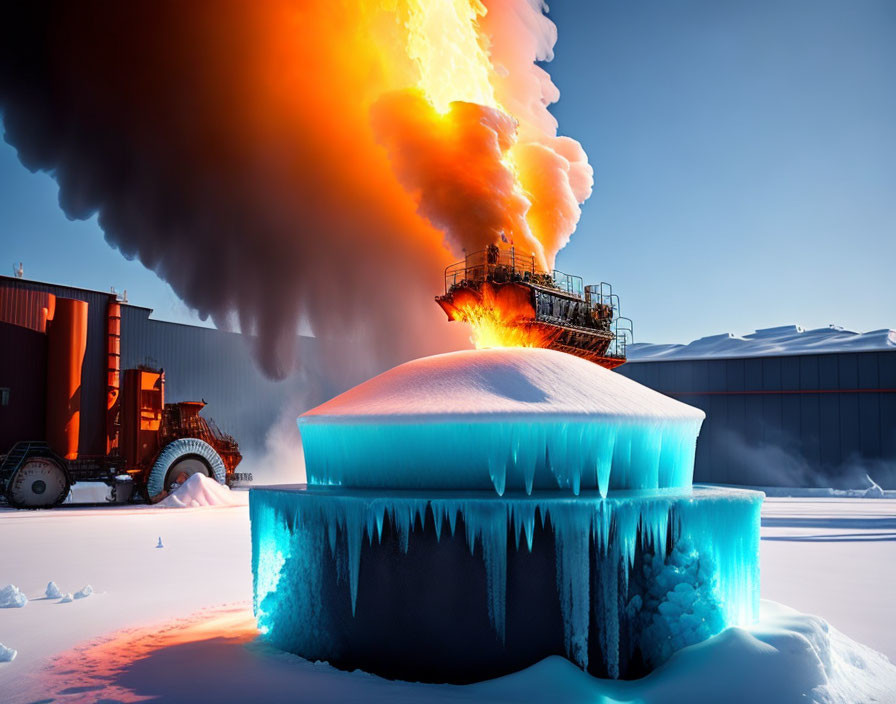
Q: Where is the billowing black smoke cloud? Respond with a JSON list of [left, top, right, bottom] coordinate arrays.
[[0, 1, 468, 380]]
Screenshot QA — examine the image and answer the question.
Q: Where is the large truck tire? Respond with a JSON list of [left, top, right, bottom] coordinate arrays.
[[7, 456, 70, 509], [146, 438, 227, 498]]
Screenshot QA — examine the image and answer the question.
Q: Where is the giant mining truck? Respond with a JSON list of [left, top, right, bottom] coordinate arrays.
[[436, 244, 633, 368], [0, 286, 243, 509]]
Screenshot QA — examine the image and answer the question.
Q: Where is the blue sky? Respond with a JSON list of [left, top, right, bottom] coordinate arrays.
[[1, 0, 894, 343], [549, 0, 895, 342]]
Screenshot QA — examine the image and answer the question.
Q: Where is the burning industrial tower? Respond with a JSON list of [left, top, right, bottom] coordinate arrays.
[[0, 1, 598, 376]]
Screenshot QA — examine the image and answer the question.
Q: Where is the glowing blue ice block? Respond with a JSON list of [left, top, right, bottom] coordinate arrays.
[[298, 348, 705, 496], [300, 419, 701, 496], [250, 485, 762, 681], [254, 347, 759, 682]]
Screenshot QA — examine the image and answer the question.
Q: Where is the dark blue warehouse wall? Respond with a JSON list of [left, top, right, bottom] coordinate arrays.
[[119, 306, 326, 456], [617, 352, 896, 488]]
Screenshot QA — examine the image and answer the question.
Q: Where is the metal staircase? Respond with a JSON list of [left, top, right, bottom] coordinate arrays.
[[0, 441, 52, 495]]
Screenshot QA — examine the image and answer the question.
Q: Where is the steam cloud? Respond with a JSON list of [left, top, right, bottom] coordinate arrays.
[[715, 428, 896, 490], [0, 0, 591, 380], [371, 93, 530, 257]]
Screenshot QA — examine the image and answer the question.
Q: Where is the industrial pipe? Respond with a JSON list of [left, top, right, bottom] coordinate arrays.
[[106, 300, 121, 454], [45, 297, 88, 460]]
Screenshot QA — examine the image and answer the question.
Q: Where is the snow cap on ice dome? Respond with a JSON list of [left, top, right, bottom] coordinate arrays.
[[298, 347, 705, 496]]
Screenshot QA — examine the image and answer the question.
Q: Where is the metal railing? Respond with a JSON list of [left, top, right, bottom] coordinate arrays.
[[611, 316, 634, 358], [551, 270, 585, 298], [443, 246, 546, 293], [443, 245, 590, 300]]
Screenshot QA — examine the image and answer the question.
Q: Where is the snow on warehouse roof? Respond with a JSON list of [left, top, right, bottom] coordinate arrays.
[[300, 347, 704, 424], [627, 325, 896, 362]]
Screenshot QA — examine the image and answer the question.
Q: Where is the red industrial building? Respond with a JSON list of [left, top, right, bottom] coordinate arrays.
[[0, 276, 244, 508]]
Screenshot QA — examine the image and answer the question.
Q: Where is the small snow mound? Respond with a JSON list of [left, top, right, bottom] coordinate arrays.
[[74, 585, 93, 599], [60, 593, 73, 603], [642, 601, 896, 703], [158, 472, 239, 509], [46, 581, 63, 599], [0, 643, 16, 663], [0, 584, 27, 608]]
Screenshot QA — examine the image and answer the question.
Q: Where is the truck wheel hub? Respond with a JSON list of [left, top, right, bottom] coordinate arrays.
[[8, 458, 68, 508]]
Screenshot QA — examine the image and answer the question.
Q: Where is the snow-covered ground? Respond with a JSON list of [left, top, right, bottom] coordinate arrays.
[[761, 497, 896, 660], [0, 494, 253, 693], [1, 494, 894, 703]]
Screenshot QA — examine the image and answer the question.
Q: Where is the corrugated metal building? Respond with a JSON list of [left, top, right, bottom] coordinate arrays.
[[119, 305, 323, 455], [0, 275, 321, 460], [5, 276, 893, 489], [1, 277, 118, 456], [617, 327, 896, 488]]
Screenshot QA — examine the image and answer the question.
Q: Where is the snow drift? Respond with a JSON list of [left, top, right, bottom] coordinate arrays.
[[470, 601, 896, 704], [158, 473, 241, 509], [0, 585, 27, 608], [74, 585, 94, 600]]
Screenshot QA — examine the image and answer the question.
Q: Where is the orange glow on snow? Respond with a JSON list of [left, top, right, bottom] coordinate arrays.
[[43, 605, 257, 703]]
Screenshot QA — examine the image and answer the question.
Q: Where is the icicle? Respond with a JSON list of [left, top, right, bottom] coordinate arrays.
[[596, 426, 615, 499], [433, 504, 444, 541], [447, 504, 458, 536], [523, 438, 537, 495], [344, 502, 364, 616], [599, 542, 620, 678], [511, 502, 537, 552], [510, 504, 521, 550], [375, 505, 385, 542], [392, 503, 412, 553], [465, 506, 478, 557], [551, 502, 592, 669], [488, 452, 507, 496], [327, 516, 338, 557], [468, 502, 508, 641]]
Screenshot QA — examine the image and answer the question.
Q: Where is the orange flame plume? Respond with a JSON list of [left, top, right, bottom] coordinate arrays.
[[441, 279, 561, 349], [373, 0, 594, 351], [0, 1, 592, 372]]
